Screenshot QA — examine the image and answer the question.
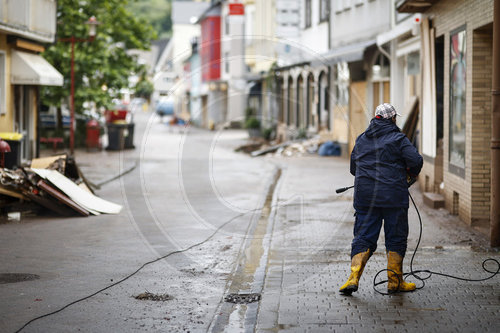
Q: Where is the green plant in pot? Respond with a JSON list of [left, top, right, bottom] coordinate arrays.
[[244, 117, 261, 138], [261, 127, 273, 141]]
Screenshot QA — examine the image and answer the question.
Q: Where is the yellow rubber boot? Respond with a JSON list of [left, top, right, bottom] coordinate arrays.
[[339, 249, 371, 295], [387, 251, 416, 292]]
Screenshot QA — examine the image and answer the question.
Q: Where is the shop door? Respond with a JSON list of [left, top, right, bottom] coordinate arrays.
[[14, 85, 35, 162], [434, 35, 445, 191], [349, 81, 367, 153], [372, 81, 391, 110]]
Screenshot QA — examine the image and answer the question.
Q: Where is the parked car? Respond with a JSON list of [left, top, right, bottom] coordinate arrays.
[[39, 105, 70, 129], [155, 97, 175, 117]]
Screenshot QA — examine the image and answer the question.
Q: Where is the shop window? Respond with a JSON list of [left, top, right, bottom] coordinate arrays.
[[449, 26, 466, 176], [336, 62, 350, 106], [407, 51, 420, 75]]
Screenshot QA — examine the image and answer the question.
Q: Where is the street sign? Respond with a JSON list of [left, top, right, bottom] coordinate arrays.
[[229, 3, 244, 15]]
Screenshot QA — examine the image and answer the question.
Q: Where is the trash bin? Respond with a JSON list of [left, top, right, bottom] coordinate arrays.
[[124, 123, 135, 149], [105, 109, 128, 123], [0, 133, 23, 168], [106, 122, 135, 151], [106, 123, 126, 151], [86, 119, 101, 150]]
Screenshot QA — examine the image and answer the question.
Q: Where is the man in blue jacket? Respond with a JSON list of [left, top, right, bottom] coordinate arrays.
[[340, 103, 423, 295]]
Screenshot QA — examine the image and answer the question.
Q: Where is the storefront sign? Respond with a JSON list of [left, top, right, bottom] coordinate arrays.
[[229, 3, 244, 15]]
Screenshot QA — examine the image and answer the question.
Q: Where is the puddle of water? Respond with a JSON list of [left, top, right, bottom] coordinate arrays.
[[211, 168, 282, 332], [224, 304, 247, 332], [226, 169, 281, 294]]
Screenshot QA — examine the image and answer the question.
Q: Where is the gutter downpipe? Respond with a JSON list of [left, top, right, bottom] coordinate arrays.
[[491, 0, 500, 247], [377, 43, 391, 61]]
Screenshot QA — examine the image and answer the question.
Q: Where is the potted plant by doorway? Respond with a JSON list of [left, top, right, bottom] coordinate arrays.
[[244, 117, 261, 138]]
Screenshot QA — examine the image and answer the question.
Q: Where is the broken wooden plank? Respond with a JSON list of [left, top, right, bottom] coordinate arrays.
[[22, 190, 75, 216], [0, 184, 28, 200], [251, 142, 291, 157], [37, 180, 90, 217], [31, 154, 67, 172], [31, 169, 122, 215], [402, 96, 419, 143]]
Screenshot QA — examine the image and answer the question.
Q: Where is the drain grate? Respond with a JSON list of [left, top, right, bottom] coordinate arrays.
[[224, 293, 261, 304], [0, 273, 40, 284], [134, 292, 174, 301]]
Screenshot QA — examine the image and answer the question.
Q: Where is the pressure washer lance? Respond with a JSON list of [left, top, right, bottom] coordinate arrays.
[[335, 180, 500, 295], [335, 185, 354, 194], [336, 174, 416, 194]]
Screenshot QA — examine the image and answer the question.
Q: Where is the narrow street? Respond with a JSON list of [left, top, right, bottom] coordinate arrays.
[[1, 1, 499, 332], [1, 110, 499, 332], [0, 110, 276, 332]]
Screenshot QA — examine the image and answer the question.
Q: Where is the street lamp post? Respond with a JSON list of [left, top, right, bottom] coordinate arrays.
[[59, 16, 100, 155]]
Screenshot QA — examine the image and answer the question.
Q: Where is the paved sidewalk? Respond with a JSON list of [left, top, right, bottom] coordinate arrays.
[[256, 155, 499, 333]]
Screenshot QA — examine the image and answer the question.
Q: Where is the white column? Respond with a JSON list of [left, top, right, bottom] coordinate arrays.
[[390, 39, 405, 126]]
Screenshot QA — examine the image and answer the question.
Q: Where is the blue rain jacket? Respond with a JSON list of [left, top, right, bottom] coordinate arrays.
[[350, 118, 423, 208]]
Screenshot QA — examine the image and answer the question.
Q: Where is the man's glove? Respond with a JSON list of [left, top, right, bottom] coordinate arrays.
[[406, 168, 417, 187], [407, 174, 417, 187]]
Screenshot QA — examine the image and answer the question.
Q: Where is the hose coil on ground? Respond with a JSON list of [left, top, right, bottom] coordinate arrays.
[[372, 192, 500, 295]]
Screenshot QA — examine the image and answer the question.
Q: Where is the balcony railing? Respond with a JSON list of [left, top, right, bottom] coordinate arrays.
[[0, 0, 57, 43]]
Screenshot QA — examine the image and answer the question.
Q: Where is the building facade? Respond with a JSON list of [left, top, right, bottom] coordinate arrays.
[[398, 0, 495, 241], [171, 1, 211, 119], [274, 0, 330, 142], [198, 1, 228, 129], [177, 0, 498, 245], [326, 0, 393, 154], [243, 0, 278, 131], [0, 0, 63, 163], [185, 38, 203, 126], [274, 0, 393, 151]]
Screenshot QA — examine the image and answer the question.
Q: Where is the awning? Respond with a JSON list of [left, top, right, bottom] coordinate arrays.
[[396, 36, 420, 57], [397, 0, 439, 13], [11, 51, 63, 86], [377, 14, 421, 46], [322, 39, 376, 64]]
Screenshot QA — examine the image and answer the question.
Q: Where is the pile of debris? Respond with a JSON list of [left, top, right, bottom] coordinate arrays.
[[237, 135, 341, 158], [0, 154, 122, 220]]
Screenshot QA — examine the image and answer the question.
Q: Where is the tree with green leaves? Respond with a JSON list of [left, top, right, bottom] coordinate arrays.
[[127, 0, 172, 40], [42, 0, 157, 113]]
